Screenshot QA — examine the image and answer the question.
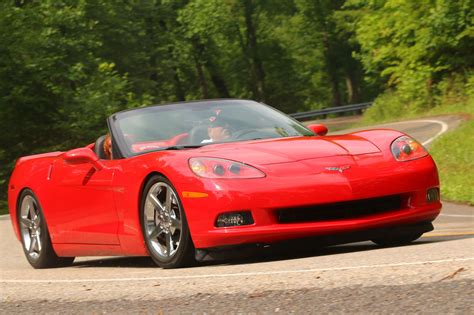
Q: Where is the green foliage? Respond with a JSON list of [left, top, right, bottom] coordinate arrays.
[[363, 73, 474, 123], [362, 91, 417, 123], [0, 1, 140, 202], [348, 0, 473, 107], [291, 0, 367, 107]]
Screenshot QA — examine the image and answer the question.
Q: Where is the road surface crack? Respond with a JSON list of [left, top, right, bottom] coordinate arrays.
[[438, 267, 466, 281]]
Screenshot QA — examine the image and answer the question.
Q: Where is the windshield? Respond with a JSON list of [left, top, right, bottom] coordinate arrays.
[[110, 100, 313, 157]]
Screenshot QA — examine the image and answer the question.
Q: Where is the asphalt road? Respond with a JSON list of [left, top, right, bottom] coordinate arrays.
[[1, 115, 473, 314]]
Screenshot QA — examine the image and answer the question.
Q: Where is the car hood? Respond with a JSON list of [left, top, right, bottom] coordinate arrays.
[[194, 135, 381, 165]]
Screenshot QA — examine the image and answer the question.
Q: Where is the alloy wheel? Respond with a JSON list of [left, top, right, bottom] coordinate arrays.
[[143, 182, 183, 260], [19, 195, 42, 259]]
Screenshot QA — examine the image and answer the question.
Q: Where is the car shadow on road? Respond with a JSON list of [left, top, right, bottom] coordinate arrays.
[[71, 234, 472, 269], [196, 235, 472, 268]]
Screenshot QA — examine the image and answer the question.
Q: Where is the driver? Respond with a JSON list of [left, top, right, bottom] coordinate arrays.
[[201, 112, 231, 143]]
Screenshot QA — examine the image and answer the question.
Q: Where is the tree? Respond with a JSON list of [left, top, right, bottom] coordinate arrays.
[[294, 0, 367, 107], [347, 0, 474, 107], [0, 1, 140, 203]]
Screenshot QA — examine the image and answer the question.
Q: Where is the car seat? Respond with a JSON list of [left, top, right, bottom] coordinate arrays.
[[94, 135, 109, 159]]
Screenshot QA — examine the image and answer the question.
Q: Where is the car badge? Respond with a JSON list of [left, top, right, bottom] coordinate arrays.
[[325, 165, 351, 173]]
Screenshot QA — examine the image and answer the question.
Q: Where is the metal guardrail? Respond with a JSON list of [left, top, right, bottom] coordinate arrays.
[[290, 102, 373, 120]]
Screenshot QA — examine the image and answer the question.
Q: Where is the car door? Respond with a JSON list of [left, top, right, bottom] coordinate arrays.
[[48, 157, 120, 245]]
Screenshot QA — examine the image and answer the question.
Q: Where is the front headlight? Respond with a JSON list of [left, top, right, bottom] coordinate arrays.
[[189, 157, 266, 179], [391, 136, 428, 161]]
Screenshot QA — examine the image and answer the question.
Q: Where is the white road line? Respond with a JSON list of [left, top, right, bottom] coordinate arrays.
[[430, 228, 474, 232], [0, 214, 9, 218], [439, 214, 474, 218], [2, 257, 473, 284], [378, 119, 449, 146]]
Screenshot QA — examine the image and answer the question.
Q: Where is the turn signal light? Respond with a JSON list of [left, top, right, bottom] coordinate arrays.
[[391, 136, 428, 161]]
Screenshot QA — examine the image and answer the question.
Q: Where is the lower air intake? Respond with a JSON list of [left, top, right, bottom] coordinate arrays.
[[277, 195, 403, 224]]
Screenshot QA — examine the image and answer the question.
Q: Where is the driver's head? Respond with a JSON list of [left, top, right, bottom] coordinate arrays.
[[208, 111, 231, 142]]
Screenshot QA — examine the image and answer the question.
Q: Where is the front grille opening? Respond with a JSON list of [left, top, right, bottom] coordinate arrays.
[[277, 195, 404, 224]]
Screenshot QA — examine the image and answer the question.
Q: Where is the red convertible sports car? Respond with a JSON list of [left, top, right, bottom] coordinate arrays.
[[8, 99, 442, 268]]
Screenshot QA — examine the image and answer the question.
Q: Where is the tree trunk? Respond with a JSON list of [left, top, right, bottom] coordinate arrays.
[[206, 60, 231, 98], [234, 22, 253, 97], [173, 68, 185, 101], [145, 16, 158, 83], [243, 0, 265, 101], [426, 77, 433, 107], [322, 32, 341, 107], [331, 76, 341, 107], [191, 38, 209, 98], [194, 56, 209, 99], [345, 72, 359, 104]]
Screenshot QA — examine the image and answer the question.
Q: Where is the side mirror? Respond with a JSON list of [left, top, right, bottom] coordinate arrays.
[[63, 148, 105, 170], [307, 124, 328, 136]]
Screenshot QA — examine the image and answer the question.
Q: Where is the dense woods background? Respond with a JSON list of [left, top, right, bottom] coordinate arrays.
[[0, 0, 473, 205]]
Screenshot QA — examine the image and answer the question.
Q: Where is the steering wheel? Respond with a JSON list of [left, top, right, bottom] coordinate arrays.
[[188, 125, 209, 144], [231, 129, 262, 140]]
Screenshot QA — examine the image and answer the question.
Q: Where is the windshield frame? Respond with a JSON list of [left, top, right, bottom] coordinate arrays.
[[108, 99, 313, 159]]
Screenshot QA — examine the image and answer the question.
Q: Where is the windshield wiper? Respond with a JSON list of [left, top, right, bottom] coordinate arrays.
[[159, 144, 205, 151]]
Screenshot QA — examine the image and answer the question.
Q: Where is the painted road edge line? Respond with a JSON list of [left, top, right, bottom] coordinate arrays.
[[424, 231, 474, 238], [2, 257, 473, 284], [439, 214, 474, 218], [378, 119, 449, 146]]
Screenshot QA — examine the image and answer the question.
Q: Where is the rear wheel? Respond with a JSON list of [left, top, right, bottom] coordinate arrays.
[[18, 190, 75, 268], [140, 175, 195, 268], [371, 233, 423, 247]]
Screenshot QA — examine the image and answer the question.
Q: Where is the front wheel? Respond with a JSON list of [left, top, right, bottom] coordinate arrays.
[[18, 190, 75, 268], [140, 175, 195, 268]]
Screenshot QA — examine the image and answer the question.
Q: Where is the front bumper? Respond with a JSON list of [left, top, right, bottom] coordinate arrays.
[[180, 155, 442, 248], [195, 202, 440, 248]]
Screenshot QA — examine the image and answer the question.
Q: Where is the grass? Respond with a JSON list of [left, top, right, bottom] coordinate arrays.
[[429, 108, 474, 205], [431, 122, 474, 204], [0, 200, 8, 216]]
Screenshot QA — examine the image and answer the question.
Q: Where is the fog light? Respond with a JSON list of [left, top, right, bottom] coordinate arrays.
[[215, 211, 254, 227], [427, 188, 440, 203]]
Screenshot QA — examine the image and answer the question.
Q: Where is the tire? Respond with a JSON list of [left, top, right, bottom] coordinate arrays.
[[17, 189, 75, 269], [371, 232, 423, 247], [140, 175, 195, 268]]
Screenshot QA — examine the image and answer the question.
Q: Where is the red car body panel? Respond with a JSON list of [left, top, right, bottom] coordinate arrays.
[[8, 129, 441, 257]]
